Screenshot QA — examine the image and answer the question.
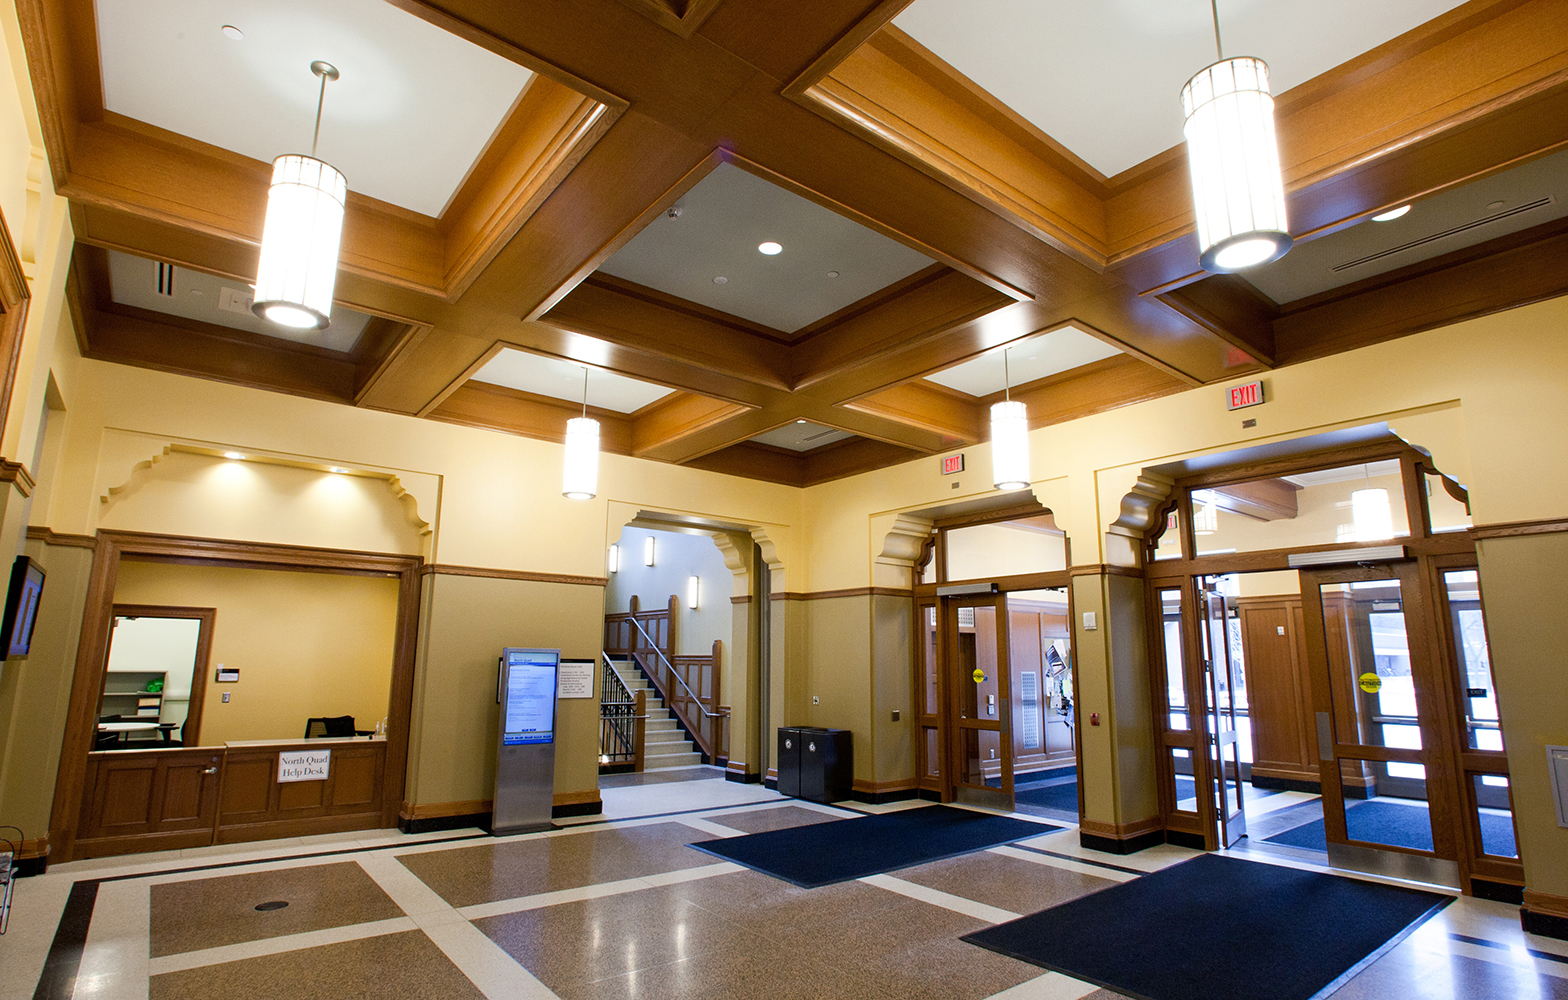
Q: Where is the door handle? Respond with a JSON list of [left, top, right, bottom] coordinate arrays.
[[202, 767, 218, 774]]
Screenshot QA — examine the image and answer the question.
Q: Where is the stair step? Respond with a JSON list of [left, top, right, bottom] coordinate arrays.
[[645, 751, 702, 767]]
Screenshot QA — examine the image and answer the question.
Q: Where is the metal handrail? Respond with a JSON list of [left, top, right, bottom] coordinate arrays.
[[601, 653, 635, 705], [627, 616, 722, 718]]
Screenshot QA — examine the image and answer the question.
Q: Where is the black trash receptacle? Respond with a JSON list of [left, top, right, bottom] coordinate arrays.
[[797, 727, 852, 803], [776, 727, 803, 798]]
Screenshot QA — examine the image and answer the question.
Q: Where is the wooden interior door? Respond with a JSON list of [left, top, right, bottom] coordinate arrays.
[[76, 747, 222, 857], [946, 595, 1014, 811]]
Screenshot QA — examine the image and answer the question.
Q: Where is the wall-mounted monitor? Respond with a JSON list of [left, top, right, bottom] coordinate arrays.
[[1, 556, 44, 657]]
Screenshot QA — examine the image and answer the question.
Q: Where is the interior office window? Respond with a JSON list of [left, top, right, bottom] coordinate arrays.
[[1189, 460, 1409, 557]]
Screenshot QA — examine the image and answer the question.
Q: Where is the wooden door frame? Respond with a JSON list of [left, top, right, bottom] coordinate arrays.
[[942, 592, 1016, 808], [49, 530, 422, 861], [104, 604, 216, 746]]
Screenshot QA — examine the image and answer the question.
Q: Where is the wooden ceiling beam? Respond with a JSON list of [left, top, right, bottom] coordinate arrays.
[[425, 381, 635, 454]]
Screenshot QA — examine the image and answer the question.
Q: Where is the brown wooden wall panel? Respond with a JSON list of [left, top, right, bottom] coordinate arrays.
[[1238, 598, 1319, 786], [279, 779, 327, 812], [332, 750, 379, 808], [219, 757, 275, 818], [96, 762, 155, 830], [74, 748, 224, 857]]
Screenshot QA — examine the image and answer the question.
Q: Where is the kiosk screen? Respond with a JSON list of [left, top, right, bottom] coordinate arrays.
[[503, 649, 558, 745]]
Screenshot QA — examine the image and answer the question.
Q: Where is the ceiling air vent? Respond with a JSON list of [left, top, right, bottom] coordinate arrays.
[[1331, 196, 1555, 273], [154, 261, 175, 297], [802, 428, 842, 445]]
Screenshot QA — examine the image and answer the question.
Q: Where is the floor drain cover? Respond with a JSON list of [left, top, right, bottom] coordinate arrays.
[[254, 901, 289, 912]]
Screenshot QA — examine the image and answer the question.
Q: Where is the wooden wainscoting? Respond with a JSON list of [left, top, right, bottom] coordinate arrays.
[[216, 740, 386, 844], [72, 739, 388, 859], [75, 747, 224, 858]]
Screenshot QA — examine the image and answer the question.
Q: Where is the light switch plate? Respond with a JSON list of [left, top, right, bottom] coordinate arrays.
[[222, 692, 231, 703], [1082, 611, 1097, 631], [812, 695, 819, 705]]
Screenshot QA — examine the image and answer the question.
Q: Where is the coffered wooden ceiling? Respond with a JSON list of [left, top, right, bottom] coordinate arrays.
[[24, 0, 1568, 487]]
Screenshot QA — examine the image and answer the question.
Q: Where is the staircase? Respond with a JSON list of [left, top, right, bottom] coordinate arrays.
[[618, 662, 702, 768]]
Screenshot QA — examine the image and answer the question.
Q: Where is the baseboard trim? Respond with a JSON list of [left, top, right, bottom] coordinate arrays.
[[12, 837, 49, 876], [398, 792, 602, 832], [1078, 816, 1167, 855], [1250, 774, 1323, 794], [850, 787, 918, 804], [1522, 891, 1568, 941], [1471, 878, 1524, 905], [725, 770, 761, 784]]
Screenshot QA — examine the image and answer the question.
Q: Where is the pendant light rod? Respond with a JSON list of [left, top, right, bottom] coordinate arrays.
[[309, 61, 339, 159], [1004, 348, 1012, 402], [1210, 0, 1224, 60], [581, 367, 589, 417]]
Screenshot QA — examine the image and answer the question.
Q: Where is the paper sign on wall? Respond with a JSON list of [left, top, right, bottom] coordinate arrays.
[[558, 659, 595, 699], [278, 749, 331, 782]]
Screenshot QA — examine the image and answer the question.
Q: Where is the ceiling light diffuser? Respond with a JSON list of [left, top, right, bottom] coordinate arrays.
[[1372, 205, 1411, 222], [990, 348, 1030, 491], [252, 61, 346, 331], [562, 368, 599, 500], [1181, 9, 1291, 274], [757, 241, 783, 255]]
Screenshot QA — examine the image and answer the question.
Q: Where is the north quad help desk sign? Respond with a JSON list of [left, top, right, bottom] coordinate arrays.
[[278, 749, 331, 782]]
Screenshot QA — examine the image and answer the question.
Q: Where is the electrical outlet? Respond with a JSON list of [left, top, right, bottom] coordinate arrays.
[[812, 695, 819, 705], [222, 692, 231, 703]]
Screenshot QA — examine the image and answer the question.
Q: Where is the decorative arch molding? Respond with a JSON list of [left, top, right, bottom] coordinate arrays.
[[94, 440, 435, 553], [1105, 472, 1177, 569], [872, 512, 935, 590]]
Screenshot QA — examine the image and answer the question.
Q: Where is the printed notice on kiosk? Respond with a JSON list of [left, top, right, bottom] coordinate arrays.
[[504, 649, 558, 745]]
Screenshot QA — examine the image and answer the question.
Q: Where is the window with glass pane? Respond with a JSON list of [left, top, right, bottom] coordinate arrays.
[[1159, 588, 1188, 731], [1151, 508, 1182, 561], [944, 515, 1065, 581], [1190, 460, 1409, 557], [1471, 773, 1518, 858], [1170, 747, 1197, 813], [921, 604, 938, 716], [1225, 606, 1253, 765], [1444, 570, 1502, 751], [1341, 758, 1434, 852]]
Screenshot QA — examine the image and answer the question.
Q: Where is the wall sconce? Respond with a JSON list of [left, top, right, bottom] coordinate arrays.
[[607, 544, 620, 574], [644, 536, 656, 566], [688, 575, 700, 610]]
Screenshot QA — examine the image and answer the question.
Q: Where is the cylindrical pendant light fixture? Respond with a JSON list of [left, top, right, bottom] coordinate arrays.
[[1351, 488, 1394, 542], [253, 61, 347, 330], [990, 347, 1031, 491], [562, 368, 600, 500], [1181, 5, 1291, 273], [1192, 490, 1219, 535]]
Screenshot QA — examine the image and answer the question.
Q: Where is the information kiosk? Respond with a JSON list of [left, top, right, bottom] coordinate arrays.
[[492, 647, 559, 834]]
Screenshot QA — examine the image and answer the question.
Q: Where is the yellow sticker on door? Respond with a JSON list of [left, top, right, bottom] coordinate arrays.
[[1358, 672, 1383, 694], [972, 667, 987, 684]]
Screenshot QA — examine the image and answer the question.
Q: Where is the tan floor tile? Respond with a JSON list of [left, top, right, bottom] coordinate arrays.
[[708, 805, 842, 833], [397, 822, 713, 907], [667, 867, 907, 924], [555, 947, 899, 1000], [149, 861, 403, 958], [148, 930, 485, 1000], [599, 767, 727, 788], [1322, 950, 1568, 1000], [894, 850, 1120, 915], [472, 884, 749, 990]]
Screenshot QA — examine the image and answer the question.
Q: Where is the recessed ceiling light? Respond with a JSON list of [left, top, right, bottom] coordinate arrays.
[[220, 25, 243, 41], [713, 276, 728, 285], [1027, 355, 1038, 361], [826, 270, 840, 278], [796, 419, 807, 424], [1371, 205, 1411, 222], [757, 242, 783, 256], [223, 452, 246, 460], [327, 466, 347, 474], [1486, 200, 1506, 212]]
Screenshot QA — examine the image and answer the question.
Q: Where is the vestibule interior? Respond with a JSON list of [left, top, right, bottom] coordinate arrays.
[[917, 505, 1079, 819]]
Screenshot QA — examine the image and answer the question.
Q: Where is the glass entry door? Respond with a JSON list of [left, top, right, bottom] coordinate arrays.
[[1199, 588, 1247, 847], [946, 595, 1015, 811], [1300, 563, 1459, 887]]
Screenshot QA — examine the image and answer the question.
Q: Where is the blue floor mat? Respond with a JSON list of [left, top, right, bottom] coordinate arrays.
[[964, 854, 1449, 1000], [1015, 780, 1079, 812], [692, 805, 1058, 888], [1264, 798, 1516, 855]]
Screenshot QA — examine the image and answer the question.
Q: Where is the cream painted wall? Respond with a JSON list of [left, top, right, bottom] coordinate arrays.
[[604, 526, 730, 658], [112, 561, 399, 746], [409, 573, 603, 808]]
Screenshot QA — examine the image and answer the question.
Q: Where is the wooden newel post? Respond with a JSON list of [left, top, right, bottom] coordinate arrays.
[[633, 688, 647, 773]]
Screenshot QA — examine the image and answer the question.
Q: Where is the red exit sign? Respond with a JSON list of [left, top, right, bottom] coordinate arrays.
[[941, 454, 965, 475], [1227, 380, 1265, 410]]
